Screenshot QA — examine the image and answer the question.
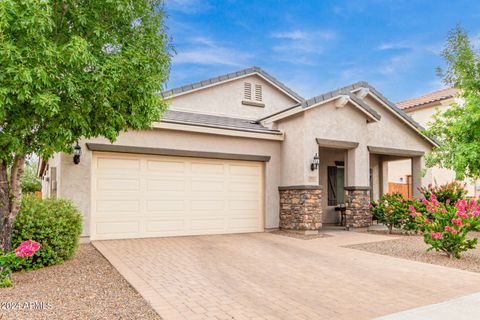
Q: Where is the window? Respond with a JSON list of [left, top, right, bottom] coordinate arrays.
[[327, 164, 345, 206], [244, 82, 252, 100], [50, 167, 57, 199], [254, 84, 262, 102]]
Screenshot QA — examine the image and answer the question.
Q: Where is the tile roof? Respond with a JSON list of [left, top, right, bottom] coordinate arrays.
[[397, 88, 458, 110], [257, 80, 439, 146], [161, 110, 282, 135], [162, 66, 304, 102], [300, 84, 381, 121]]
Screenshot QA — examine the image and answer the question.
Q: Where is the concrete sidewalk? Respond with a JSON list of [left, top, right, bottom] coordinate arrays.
[[374, 292, 480, 320]]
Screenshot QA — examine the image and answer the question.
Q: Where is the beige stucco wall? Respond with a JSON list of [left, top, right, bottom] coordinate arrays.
[[167, 74, 298, 120], [277, 113, 305, 186], [48, 129, 282, 238], [276, 97, 433, 190], [387, 159, 411, 183], [388, 98, 478, 197]]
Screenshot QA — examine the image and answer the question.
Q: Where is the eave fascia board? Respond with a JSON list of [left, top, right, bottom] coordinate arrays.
[[347, 94, 380, 122], [152, 121, 284, 141], [260, 95, 341, 124]]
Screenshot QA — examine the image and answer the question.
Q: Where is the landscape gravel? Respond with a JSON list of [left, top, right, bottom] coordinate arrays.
[[347, 232, 480, 273], [0, 244, 161, 320]]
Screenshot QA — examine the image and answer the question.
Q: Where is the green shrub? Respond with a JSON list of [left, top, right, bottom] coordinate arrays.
[[370, 193, 423, 233], [12, 196, 82, 270]]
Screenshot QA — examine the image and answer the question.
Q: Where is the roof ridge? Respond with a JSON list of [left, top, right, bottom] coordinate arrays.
[[396, 87, 457, 106], [163, 66, 304, 102]]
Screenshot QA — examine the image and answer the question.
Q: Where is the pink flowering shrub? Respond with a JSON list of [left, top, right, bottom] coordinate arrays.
[[0, 240, 41, 288], [411, 194, 480, 259], [418, 181, 467, 205]]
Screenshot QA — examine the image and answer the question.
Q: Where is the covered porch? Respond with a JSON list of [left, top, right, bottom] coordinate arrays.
[[279, 138, 431, 233]]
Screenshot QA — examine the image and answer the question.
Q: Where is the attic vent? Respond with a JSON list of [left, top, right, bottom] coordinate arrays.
[[244, 82, 252, 100], [255, 84, 262, 102]]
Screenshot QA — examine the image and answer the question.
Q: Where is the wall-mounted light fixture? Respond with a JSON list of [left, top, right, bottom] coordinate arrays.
[[73, 142, 82, 165], [310, 153, 320, 171]]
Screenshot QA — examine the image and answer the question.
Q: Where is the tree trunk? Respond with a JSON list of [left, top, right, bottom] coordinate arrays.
[[0, 155, 26, 253]]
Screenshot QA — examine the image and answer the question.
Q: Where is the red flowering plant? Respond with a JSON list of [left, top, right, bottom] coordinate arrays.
[[370, 193, 422, 234], [411, 194, 480, 259], [0, 240, 42, 288]]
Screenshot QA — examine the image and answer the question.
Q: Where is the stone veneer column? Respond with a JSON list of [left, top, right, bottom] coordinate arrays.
[[344, 186, 372, 229], [278, 185, 322, 232]]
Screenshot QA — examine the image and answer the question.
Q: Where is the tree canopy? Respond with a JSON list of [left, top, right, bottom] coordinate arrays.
[[0, 0, 172, 252], [426, 26, 480, 179], [0, 0, 172, 161]]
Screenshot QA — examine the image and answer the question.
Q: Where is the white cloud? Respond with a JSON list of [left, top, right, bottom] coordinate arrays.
[[272, 31, 308, 40], [377, 39, 443, 54], [166, 0, 209, 14], [271, 30, 336, 41], [270, 29, 337, 64], [377, 42, 412, 50], [173, 37, 252, 67]]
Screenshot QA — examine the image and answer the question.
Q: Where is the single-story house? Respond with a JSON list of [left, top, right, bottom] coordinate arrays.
[[38, 67, 435, 241]]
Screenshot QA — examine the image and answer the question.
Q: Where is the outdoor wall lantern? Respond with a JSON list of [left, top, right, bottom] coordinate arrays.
[[310, 153, 320, 171], [73, 142, 82, 165]]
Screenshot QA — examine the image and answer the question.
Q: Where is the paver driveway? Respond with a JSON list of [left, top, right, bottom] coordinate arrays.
[[93, 231, 480, 320]]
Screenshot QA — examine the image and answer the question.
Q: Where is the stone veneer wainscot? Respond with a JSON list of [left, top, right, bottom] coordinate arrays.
[[278, 185, 322, 231], [344, 187, 372, 228]]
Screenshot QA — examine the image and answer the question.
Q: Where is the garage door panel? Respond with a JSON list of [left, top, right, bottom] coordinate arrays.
[[91, 152, 264, 240], [96, 200, 140, 213], [229, 180, 260, 192], [96, 221, 140, 235], [191, 162, 224, 175], [145, 220, 186, 233], [97, 158, 140, 171], [97, 178, 140, 191], [229, 200, 260, 210], [146, 200, 186, 211], [191, 179, 225, 192], [229, 164, 260, 176], [191, 199, 225, 211], [190, 218, 226, 231], [146, 160, 186, 173], [146, 179, 186, 191]]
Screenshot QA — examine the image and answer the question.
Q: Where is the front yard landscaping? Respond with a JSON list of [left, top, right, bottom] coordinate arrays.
[[347, 232, 480, 273], [0, 244, 160, 320]]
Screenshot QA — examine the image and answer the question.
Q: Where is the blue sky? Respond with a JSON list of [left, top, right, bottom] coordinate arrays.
[[164, 0, 480, 102]]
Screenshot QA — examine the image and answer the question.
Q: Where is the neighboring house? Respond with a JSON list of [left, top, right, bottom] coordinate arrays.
[[389, 88, 479, 197], [38, 67, 435, 241]]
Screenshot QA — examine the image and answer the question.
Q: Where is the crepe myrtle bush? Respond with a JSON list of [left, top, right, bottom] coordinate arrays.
[[370, 193, 423, 234], [418, 181, 467, 205], [411, 194, 480, 259]]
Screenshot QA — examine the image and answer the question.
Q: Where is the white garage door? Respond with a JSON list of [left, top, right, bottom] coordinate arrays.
[[91, 152, 264, 240]]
